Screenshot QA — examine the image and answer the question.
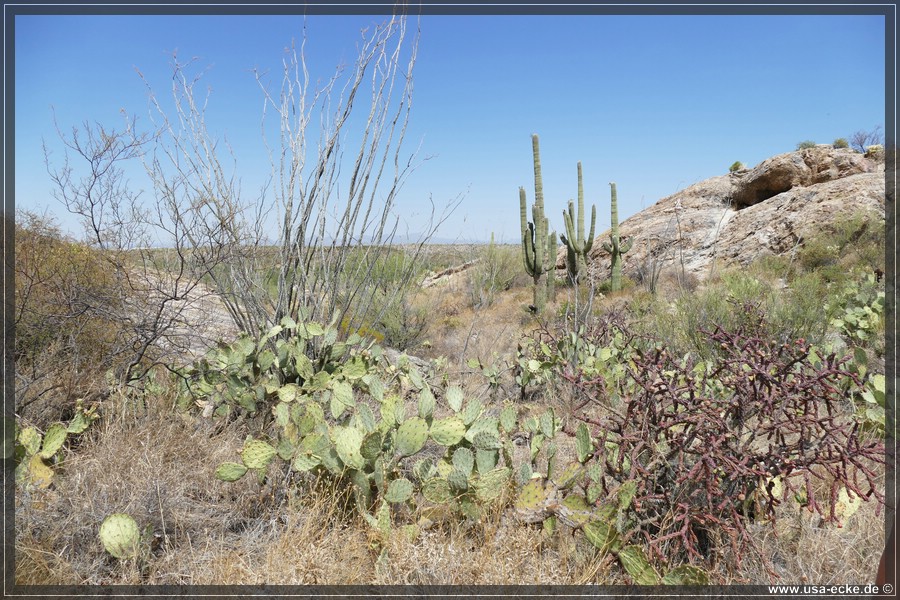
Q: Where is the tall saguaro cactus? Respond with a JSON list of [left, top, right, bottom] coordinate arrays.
[[519, 134, 557, 313], [602, 182, 632, 292], [560, 162, 597, 285]]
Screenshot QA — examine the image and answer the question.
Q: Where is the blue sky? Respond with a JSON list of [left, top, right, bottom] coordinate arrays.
[[15, 11, 887, 244]]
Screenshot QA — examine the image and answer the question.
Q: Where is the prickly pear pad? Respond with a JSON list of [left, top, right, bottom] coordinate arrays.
[[240, 440, 277, 470], [99, 513, 141, 560], [429, 416, 466, 446], [396, 417, 429, 456], [215, 462, 249, 482]]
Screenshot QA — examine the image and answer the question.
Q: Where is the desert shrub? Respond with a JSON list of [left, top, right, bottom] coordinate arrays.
[[796, 211, 885, 282], [635, 268, 835, 362], [564, 307, 884, 574], [373, 293, 430, 352], [770, 271, 832, 345], [638, 271, 767, 361], [14, 212, 128, 424], [833, 138, 849, 149], [729, 161, 744, 173], [796, 235, 841, 277], [865, 144, 885, 161], [850, 126, 883, 153], [468, 236, 522, 309], [796, 140, 817, 150]]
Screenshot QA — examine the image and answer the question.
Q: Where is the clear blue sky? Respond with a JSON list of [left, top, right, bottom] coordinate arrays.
[[15, 11, 887, 244]]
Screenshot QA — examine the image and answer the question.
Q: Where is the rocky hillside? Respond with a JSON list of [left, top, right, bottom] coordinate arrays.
[[564, 145, 886, 286]]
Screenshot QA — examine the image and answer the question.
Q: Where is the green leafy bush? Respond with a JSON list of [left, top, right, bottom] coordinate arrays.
[[373, 293, 430, 352], [468, 236, 522, 308], [796, 212, 884, 280], [729, 161, 745, 172], [796, 140, 817, 150], [14, 212, 128, 425], [833, 138, 849, 149]]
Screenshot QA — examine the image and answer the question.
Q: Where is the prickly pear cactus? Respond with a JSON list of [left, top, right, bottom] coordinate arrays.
[[215, 462, 250, 482], [99, 513, 141, 560], [385, 478, 414, 504], [447, 468, 470, 493], [583, 518, 623, 555], [240, 439, 278, 470], [422, 477, 453, 504], [452, 447, 475, 477], [429, 416, 466, 446], [472, 467, 511, 503], [514, 478, 559, 523], [332, 426, 366, 470], [396, 418, 429, 457], [618, 545, 660, 585]]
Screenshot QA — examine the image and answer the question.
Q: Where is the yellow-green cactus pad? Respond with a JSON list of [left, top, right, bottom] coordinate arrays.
[[99, 513, 141, 560]]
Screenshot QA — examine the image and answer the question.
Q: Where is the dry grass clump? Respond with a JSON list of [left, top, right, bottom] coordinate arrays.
[[725, 496, 885, 585], [16, 393, 261, 585]]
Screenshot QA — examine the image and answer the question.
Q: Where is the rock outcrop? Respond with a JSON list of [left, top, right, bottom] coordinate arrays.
[[562, 147, 885, 286]]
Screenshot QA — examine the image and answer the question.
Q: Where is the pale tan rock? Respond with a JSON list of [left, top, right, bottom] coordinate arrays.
[[567, 148, 885, 287], [731, 146, 875, 208]]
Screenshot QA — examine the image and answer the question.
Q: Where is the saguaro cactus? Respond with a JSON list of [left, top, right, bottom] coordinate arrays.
[[520, 134, 557, 313], [560, 162, 597, 285], [601, 182, 632, 292]]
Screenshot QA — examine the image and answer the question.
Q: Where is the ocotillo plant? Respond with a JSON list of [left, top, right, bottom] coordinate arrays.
[[602, 182, 632, 292], [519, 134, 557, 313], [560, 162, 597, 285]]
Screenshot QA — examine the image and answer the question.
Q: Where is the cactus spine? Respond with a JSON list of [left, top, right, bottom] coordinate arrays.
[[560, 162, 596, 284], [601, 182, 632, 292], [519, 134, 557, 313]]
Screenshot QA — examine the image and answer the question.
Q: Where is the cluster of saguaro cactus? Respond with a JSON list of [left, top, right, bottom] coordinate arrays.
[[602, 182, 632, 292], [519, 134, 557, 313], [560, 162, 597, 285]]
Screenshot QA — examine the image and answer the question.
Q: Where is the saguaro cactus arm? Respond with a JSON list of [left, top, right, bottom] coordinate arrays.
[[520, 187, 540, 276], [519, 134, 552, 312], [603, 181, 631, 292], [561, 161, 597, 284]]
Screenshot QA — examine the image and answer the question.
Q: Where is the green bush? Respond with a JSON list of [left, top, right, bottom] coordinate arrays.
[[796, 140, 817, 150], [468, 236, 522, 308], [796, 211, 885, 282], [833, 138, 849, 149], [729, 161, 745, 173], [373, 293, 430, 352], [14, 212, 127, 425]]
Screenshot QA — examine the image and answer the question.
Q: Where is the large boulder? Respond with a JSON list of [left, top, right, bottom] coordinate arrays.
[[730, 146, 875, 208], [571, 148, 885, 287], [570, 175, 736, 284], [715, 171, 884, 266]]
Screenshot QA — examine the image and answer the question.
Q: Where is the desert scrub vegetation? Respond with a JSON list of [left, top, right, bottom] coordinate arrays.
[[467, 236, 526, 309], [13, 215, 888, 586], [14, 14, 889, 590], [14, 212, 131, 426]]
